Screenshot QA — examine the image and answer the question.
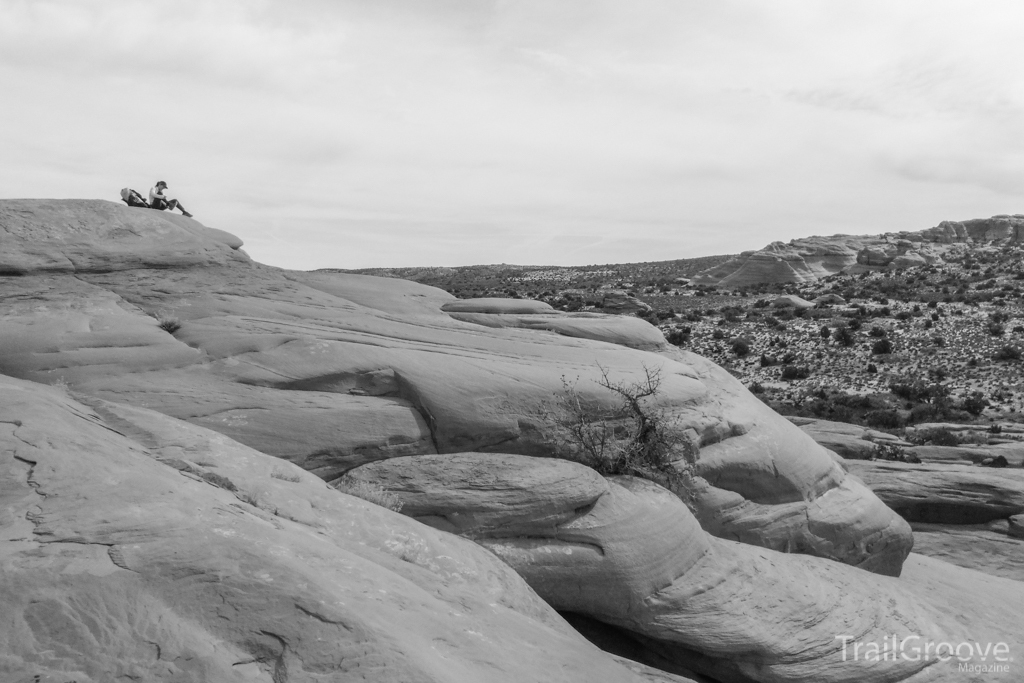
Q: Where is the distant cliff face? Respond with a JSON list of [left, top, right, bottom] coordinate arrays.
[[693, 215, 1024, 288]]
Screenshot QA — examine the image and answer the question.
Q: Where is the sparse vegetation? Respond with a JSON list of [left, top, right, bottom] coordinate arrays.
[[335, 241, 1024, 428], [334, 479, 405, 513], [270, 468, 302, 483], [551, 365, 693, 489], [157, 315, 182, 334]]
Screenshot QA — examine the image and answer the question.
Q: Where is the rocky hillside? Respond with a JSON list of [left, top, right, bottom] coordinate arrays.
[[693, 215, 1024, 288], [331, 254, 732, 299], [1, 200, 1022, 682]]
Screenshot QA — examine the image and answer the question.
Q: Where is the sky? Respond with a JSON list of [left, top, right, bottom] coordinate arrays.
[[3, 0, 1024, 270]]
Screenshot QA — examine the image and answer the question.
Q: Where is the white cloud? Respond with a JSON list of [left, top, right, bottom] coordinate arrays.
[[2, 0, 1024, 269]]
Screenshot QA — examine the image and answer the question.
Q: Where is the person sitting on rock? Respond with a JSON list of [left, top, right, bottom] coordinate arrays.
[[149, 181, 193, 218]]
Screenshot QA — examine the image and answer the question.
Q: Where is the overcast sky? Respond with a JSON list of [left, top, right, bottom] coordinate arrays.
[[3, 1, 1024, 270]]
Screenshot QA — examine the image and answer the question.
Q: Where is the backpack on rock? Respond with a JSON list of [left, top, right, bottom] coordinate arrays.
[[119, 188, 150, 208]]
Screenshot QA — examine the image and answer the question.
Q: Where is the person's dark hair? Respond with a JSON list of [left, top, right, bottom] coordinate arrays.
[[156, 180, 167, 187]]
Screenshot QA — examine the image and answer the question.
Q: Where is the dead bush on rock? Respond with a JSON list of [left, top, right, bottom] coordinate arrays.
[[551, 365, 693, 489]]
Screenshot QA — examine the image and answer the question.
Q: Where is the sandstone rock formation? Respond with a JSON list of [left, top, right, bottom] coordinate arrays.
[[843, 460, 1024, 524], [908, 521, 1024, 582], [8, 199, 1020, 681], [773, 294, 816, 310], [790, 417, 910, 460], [0, 200, 912, 576], [601, 289, 653, 314], [1010, 514, 1024, 539], [0, 375, 652, 683], [342, 452, 1024, 683], [692, 214, 1024, 288]]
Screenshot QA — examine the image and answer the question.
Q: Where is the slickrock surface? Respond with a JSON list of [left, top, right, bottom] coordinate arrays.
[[0, 198, 245, 274], [844, 460, 1024, 524], [19, 200, 1024, 681], [0, 200, 912, 575], [343, 453, 1024, 683], [693, 215, 1024, 287], [790, 417, 907, 460], [0, 375, 649, 683], [908, 522, 1024, 582]]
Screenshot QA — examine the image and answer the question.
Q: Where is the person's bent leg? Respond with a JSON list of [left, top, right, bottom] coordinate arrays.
[[166, 198, 193, 217]]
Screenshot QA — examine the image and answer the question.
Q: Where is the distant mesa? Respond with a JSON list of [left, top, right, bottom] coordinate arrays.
[[693, 214, 1024, 288]]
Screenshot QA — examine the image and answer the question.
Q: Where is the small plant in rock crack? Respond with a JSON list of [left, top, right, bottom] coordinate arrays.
[[334, 479, 405, 513], [50, 376, 72, 394], [550, 364, 694, 490], [157, 316, 182, 334]]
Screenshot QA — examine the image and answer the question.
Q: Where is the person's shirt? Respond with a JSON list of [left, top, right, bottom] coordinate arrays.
[[149, 186, 166, 204]]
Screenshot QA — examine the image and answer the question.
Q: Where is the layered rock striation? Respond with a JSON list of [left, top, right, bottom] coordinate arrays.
[[341, 453, 1024, 683], [0, 375, 660, 682]]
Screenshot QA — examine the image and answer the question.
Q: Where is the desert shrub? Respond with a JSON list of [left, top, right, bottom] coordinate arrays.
[[889, 379, 932, 402], [872, 339, 893, 355], [157, 316, 182, 334], [334, 479, 405, 513], [994, 345, 1022, 361], [637, 309, 659, 324], [551, 366, 692, 488], [270, 468, 302, 483], [873, 442, 917, 462], [748, 381, 765, 394], [200, 471, 238, 492], [913, 427, 960, 446], [847, 317, 862, 330], [895, 311, 913, 321], [962, 392, 989, 416], [987, 322, 1005, 337], [869, 326, 887, 338], [712, 329, 727, 340], [665, 327, 690, 346], [760, 353, 777, 367], [864, 409, 904, 429], [867, 363, 878, 374], [780, 365, 811, 381], [909, 403, 941, 423], [731, 337, 752, 356], [833, 325, 855, 347], [820, 325, 831, 339], [722, 311, 742, 324]]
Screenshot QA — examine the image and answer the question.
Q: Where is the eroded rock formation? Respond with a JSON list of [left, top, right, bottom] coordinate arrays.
[[693, 214, 1024, 288], [0, 375, 655, 682], [0, 200, 912, 575], [2, 200, 1019, 681], [341, 452, 1024, 683]]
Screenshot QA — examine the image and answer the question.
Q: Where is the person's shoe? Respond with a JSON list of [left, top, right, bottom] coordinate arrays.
[[182, 212, 193, 218]]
